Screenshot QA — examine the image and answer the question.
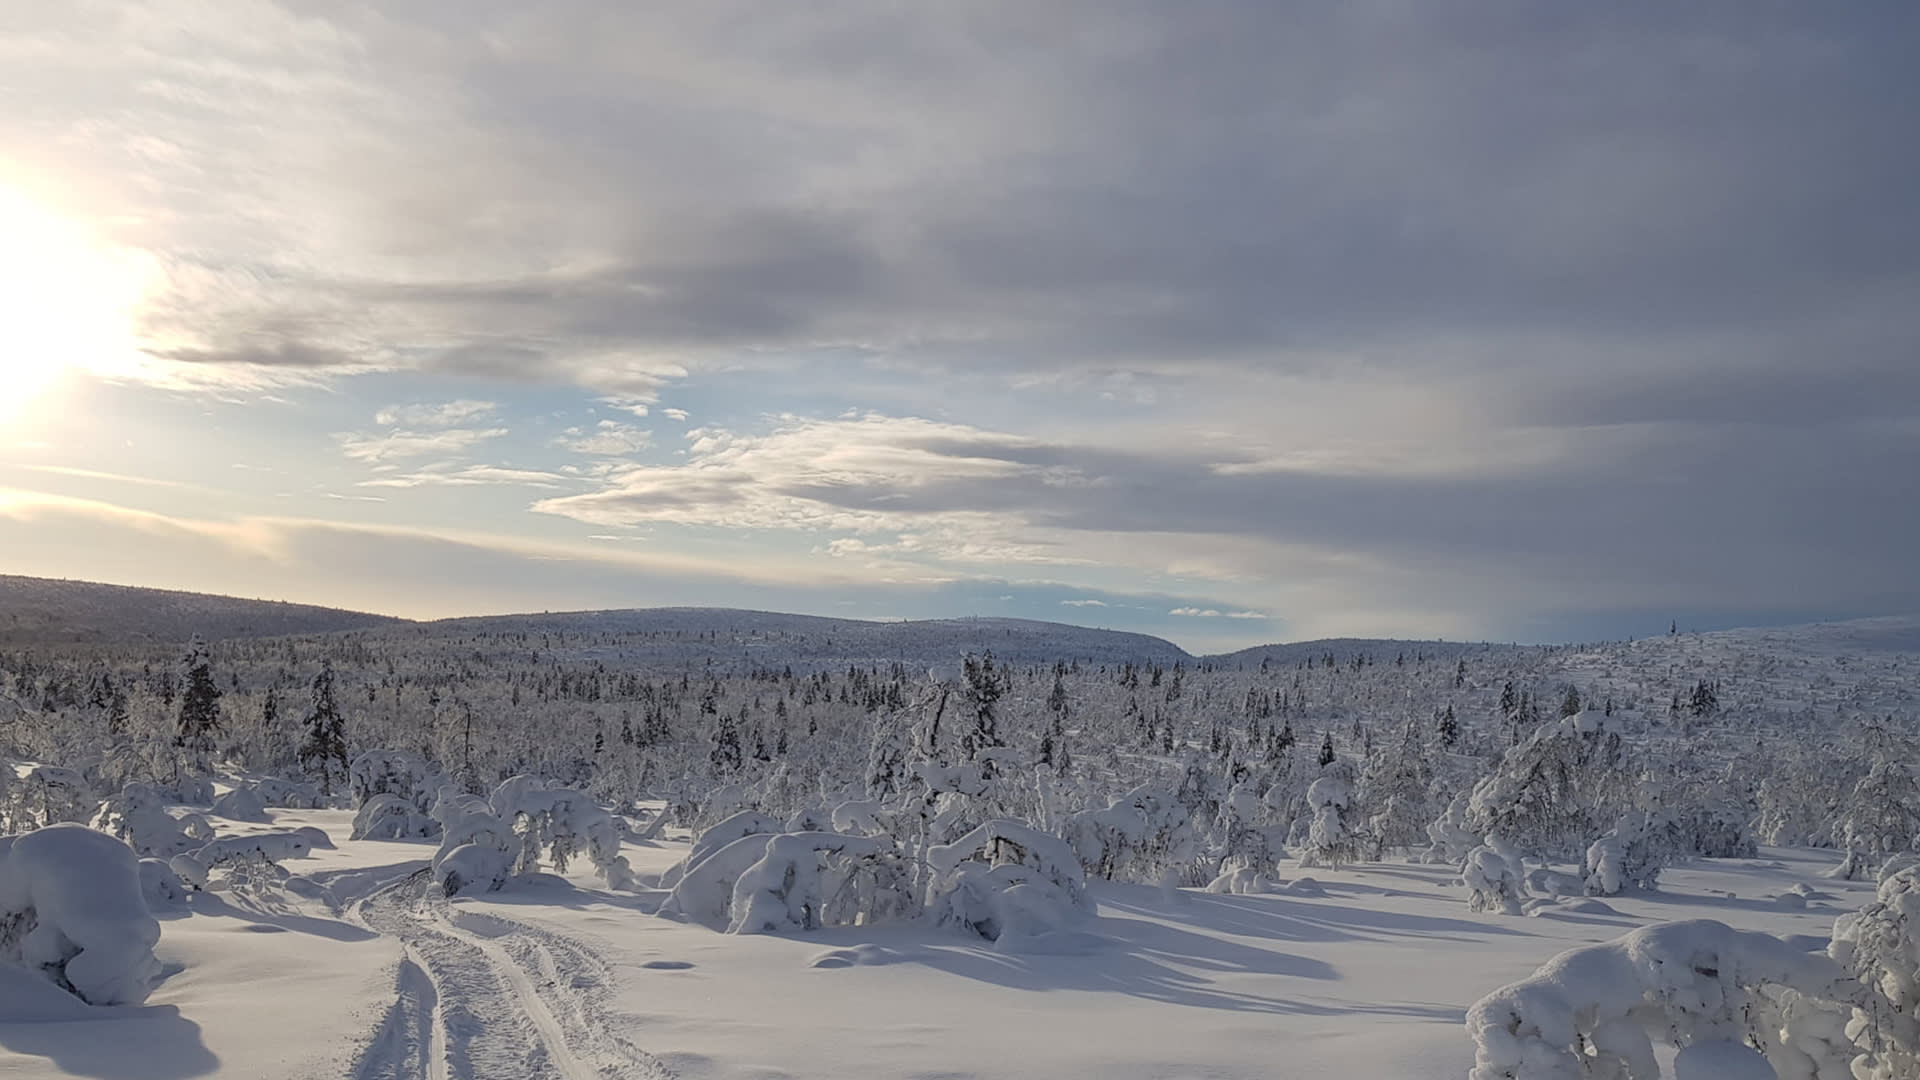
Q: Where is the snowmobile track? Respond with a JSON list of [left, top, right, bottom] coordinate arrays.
[[349, 871, 672, 1080]]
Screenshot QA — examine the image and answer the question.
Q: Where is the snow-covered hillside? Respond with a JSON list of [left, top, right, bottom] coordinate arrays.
[[4, 592, 1920, 1078]]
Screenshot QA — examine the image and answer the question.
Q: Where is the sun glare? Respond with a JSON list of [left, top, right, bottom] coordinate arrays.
[[0, 186, 152, 428]]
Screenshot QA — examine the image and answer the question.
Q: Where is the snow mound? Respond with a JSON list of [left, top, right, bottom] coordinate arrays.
[[209, 785, 271, 823], [137, 858, 190, 910], [810, 944, 916, 968], [0, 823, 163, 1006], [1279, 876, 1327, 897]]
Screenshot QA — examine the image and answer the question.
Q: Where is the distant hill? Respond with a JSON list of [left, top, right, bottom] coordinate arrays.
[[0, 575, 407, 647], [409, 608, 1194, 671], [1206, 637, 1528, 669]]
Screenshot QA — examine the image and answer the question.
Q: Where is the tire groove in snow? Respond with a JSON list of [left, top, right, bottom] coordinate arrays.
[[349, 872, 672, 1080]]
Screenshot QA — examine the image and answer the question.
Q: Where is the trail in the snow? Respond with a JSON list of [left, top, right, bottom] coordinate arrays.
[[349, 871, 672, 1080]]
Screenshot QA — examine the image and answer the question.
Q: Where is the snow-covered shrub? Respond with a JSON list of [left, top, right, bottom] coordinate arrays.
[[1829, 761, 1920, 881], [1878, 852, 1920, 885], [1584, 811, 1680, 896], [1218, 781, 1287, 876], [1464, 841, 1526, 916], [1830, 865, 1920, 1078], [1680, 803, 1759, 860], [190, 831, 313, 866], [1063, 788, 1201, 885], [1301, 772, 1360, 869], [662, 834, 775, 927], [660, 811, 783, 889], [1469, 717, 1634, 863], [208, 784, 271, 823], [1465, 919, 1853, 1080], [0, 823, 163, 1005], [506, 787, 635, 889], [4, 767, 94, 833], [350, 750, 441, 815], [430, 781, 632, 895], [1424, 791, 1482, 865], [169, 832, 314, 896], [351, 792, 437, 841], [90, 784, 214, 858], [251, 777, 325, 809], [1205, 867, 1276, 895], [431, 800, 514, 897], [928, 819, 1089, 945], [137, 858, 190, 909], [728, 832, 890, 934]]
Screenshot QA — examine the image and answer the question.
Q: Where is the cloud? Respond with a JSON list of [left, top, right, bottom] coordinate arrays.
[[374, 400, 499, 427], [337, 428, 509, 463], [16, 3, 1911, 409], [357, 465, 572, 489], [1061, 599, 1107, 608], [555, 421, 653, 456]]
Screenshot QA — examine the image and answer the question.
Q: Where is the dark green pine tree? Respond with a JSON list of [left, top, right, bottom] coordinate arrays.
[[1318, 732, 1336, 767], [710, 711, 743, 775], [298, 660, 350, 795], [1437, 705, 1460, 748], [959, 652, 1007, 761], [176, 636, 223, 761]]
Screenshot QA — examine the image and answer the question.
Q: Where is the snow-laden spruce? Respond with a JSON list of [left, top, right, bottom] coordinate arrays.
[[0, 823, 162, 1006]]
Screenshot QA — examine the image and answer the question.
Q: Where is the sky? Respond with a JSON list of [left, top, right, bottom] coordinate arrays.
[[0, 3, 1916, 654]]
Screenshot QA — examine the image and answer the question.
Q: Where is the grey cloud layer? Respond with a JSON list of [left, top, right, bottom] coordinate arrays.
[[10, 3, 1916, 392], [9, 2, 1918, 636]]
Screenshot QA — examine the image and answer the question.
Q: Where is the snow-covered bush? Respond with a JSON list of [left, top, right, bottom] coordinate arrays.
[[506, 786, 635, 889], [1830, 865, 1920, 1078], [1063, 787, 1201, 885], [350, 749, 441, 814], [1829, 762, 1920, 881], [137, 858, 190, 909], [4, 767, 94, 833], [928, 819, 1089, 946], [1464, 841, 1526, 916], [1301, 772, 1361, 869], [662, 833, 776, 927], [728, 832, 890, 934], [1466, 919, 1853, 1080], [1424, 791, 1482, 865], [430, 780, 632, 895], [90, 784, 214, 858], [0, 823, 163, 1005], [351, 792, 436, 841], [251, 777, 325, 809], [1205, 867, 1276, 895], [660, 811, 783, 889], [1584, 811, 1680, 896], [1469, 717, 1633, 863]]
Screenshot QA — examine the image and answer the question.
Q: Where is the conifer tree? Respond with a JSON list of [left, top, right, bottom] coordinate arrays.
[[299, 659, 350, 795], [176, 635, 222, 762]]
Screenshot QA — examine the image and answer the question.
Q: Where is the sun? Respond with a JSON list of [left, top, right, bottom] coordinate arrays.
[[0, 186, 152, 428]]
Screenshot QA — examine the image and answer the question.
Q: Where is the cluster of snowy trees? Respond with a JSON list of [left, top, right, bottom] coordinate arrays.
[[3, 626, 1918, 903]]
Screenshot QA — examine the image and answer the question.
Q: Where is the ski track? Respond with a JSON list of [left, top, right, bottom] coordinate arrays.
[[350, 871, 672, 1080]]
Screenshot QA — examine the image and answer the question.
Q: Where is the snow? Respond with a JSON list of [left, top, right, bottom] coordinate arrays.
[[1, 798, 1885, 1079], [0, 823, 162, 1006]]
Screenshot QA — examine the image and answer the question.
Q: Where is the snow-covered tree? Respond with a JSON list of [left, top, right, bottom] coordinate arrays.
[[298, 660, 349, 796]]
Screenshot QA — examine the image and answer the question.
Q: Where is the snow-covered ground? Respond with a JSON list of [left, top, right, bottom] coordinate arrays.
[[0, 808, 1871, 1080]]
